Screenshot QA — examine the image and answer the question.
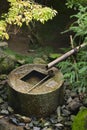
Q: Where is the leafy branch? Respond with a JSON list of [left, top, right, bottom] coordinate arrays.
[[0, 0, 57, 40]]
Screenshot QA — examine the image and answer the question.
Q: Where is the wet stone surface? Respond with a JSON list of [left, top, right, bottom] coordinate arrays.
[[0, 76, 87, 130]]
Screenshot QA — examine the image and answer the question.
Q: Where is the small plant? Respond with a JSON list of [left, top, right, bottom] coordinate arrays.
[[69, 5, 87, 42], [58, 1, 87, 93], [57, 48, 87, 93], [66, 0, 87, 8]]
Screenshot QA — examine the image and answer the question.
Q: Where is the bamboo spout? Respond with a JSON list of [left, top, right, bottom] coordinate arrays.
[[46, 43, 87, 69]]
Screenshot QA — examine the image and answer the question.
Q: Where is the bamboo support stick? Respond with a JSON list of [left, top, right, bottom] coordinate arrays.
[[46, 43, 87, 69], [28, 75, 49, 93]]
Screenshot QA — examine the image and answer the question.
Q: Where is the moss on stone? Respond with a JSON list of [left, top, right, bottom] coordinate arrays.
[[72, 108, 87, 130]]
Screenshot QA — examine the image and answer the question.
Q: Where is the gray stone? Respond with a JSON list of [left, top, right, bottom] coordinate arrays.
[[70, 91, 77, 98], [64, 121, 72, 126], [70, 115, 75, 121], [0, 42, 8, 49], [8, 106, 14, 114], [67, 100, 82, 111], [67, 97, 73, 104], [62, 109, 71, 117], [83, 97, 87, 107], [0, 97, 4, 104], [44, 121, 51, 127], [33, 126, 41, 130], [55, 123, 64, 127], [33, 58, 46, 64], [0, 118, 23, 130], [0, 110, 9, 115]]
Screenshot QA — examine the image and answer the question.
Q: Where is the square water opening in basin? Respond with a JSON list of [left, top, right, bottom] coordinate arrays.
[[21, 70, 48, 85]]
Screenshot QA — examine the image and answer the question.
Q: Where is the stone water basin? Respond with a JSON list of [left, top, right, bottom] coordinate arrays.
[[8, 64, 64, 117]]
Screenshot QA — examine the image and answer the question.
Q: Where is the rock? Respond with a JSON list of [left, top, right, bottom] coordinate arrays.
[[0, 74, 7, 80], [82, 97, 87, 107], [33, 120, 39, 126], [44, 121, 51, 127], [55, 123, 64, 128], [43, 128, 53, 130], [0, 97, 4, 104], [65, 89, 71, 98], [57, 116, 64, 122], [9, 117, 19, 125], [62, 109, 71, 117], [28, 122, 33, 128], [8, 106, 14, 114], [67, 99, 82, 112], [33, 126, 41, 130], [33, 58, 46, 64], [0, 118, 24, 130], [0, 42, 8, 49], [0, 110, 9, 115], [0, 49, 15, 74], [67, 97, 73, 104], [24, 124, 30, 130], [57, 106, 61, 117], [70, 91, 77, 98], [50, 117, 58, 124], [14, 114, 31, 123], [70, 115, 76, 121], [64, 121, 72, 126]]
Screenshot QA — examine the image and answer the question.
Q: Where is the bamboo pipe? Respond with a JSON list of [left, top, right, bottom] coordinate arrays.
[[46, 43, 87, 69]]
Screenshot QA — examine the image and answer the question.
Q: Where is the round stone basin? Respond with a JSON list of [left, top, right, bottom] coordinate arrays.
[[8, 64, 64, 117]]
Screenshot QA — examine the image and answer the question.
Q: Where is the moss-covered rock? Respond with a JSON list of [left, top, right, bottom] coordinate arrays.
[[0, 49, 15, 74], [72, 108, 87, 130]]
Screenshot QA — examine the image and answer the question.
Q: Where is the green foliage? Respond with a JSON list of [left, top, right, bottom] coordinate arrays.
[[0, 0, 57, 40], [49, 53, 61, 60], [3, 45, 54, 65], [69, 5, 87, 42], [57, 48, 87, 93], [66, 0, 87, 8], [59, 1, 87, 93], [72, 108, 87, 130]]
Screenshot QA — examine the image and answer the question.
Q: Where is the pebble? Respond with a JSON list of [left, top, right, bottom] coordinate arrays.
[[55, 123, 64, 127], [67, 100, 82, 112], [82, 97, 87, 107], [0, 97, 4, 104], [33, 126, 41, 130], [70, 91, 77, 97], [8, 106, 14, 113], [14, 114, 31, 123], [67, 97, 72, 104], [44, 121, 51, 127], [62, 109, 71, 117], [28, 122, 33, 128], [70, 115, 75, 121], [0, 109, 9, 115], [0, 77, 87, 130]]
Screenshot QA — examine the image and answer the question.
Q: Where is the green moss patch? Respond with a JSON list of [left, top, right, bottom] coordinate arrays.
[[72, 108, 87, 130]]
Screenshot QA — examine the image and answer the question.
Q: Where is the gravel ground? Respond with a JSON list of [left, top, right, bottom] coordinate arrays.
[[0, 74, 87, 130]]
